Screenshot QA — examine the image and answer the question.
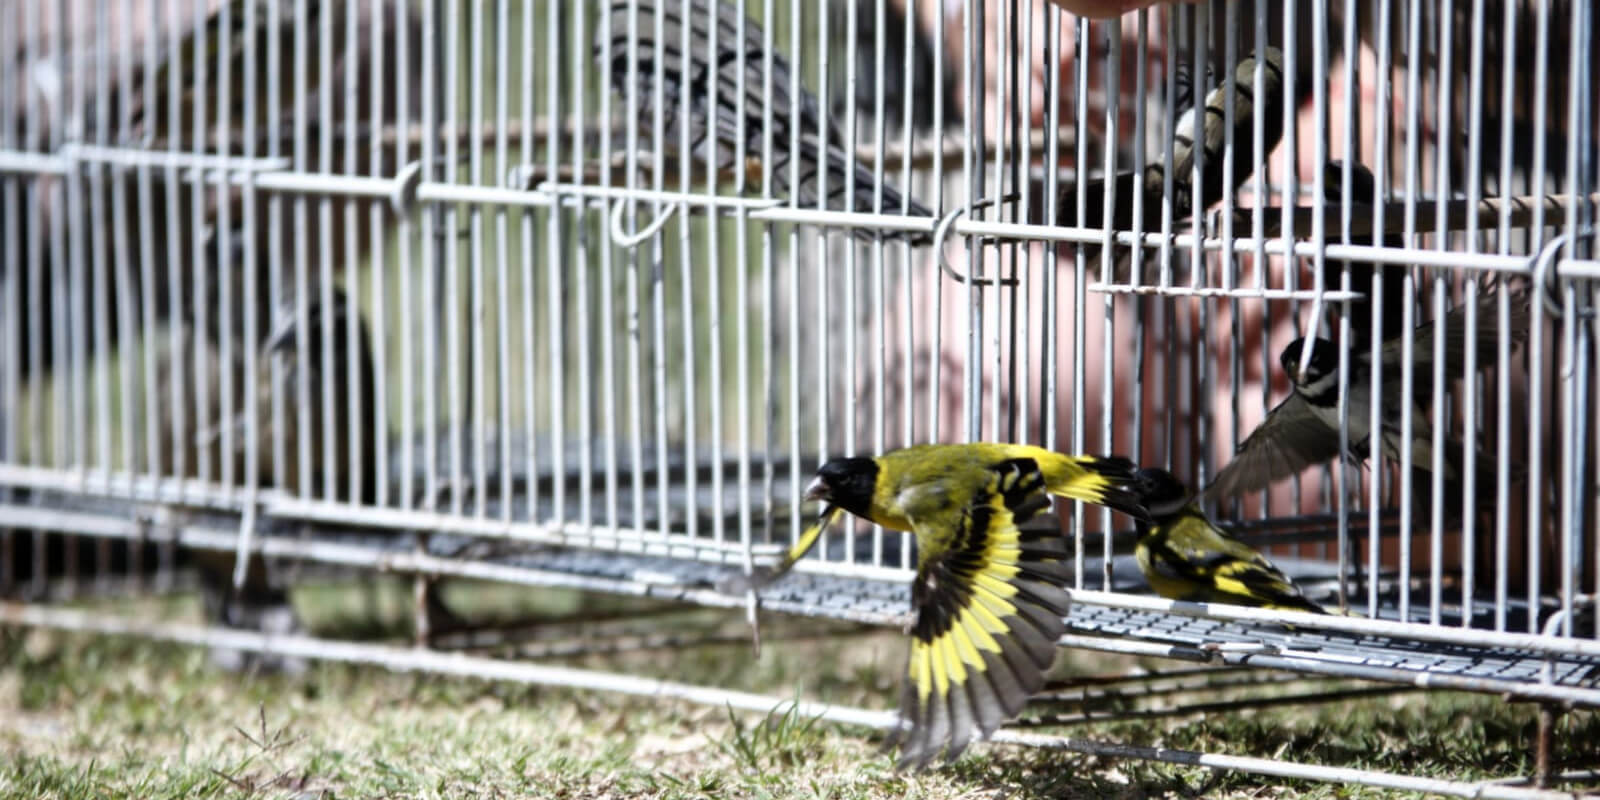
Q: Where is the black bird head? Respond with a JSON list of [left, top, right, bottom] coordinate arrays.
[[804, 457, 879, 520], [1323, 159, 1380, 204], [1279, 336, 1341, 392], [1134, 468, 1193, 519]]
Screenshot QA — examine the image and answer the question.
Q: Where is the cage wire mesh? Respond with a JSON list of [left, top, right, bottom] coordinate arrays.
[[0, 0, 1598, 790]]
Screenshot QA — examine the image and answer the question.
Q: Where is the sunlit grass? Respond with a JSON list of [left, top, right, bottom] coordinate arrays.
[[2, 584, 1596, 800]]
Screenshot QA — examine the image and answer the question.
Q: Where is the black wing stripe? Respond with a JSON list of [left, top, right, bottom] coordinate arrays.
[[967, 650, 1012, 737], [944, 678, 977, 764], [1017, 558, 1072, 583], [921, 658, 953, 767], [895, 457, 1074, 769], [1150, 539, 1220, 586]]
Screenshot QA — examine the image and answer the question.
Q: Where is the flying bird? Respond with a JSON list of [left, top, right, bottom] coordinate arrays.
[[1205, 286, 1530, 505], [738, 442, 1148, 768]]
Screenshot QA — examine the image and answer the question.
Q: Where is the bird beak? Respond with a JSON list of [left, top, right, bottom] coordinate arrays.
[[803, 476, 827, 503]]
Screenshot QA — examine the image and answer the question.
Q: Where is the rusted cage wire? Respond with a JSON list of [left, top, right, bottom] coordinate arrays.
[[0, 0, 1596, 793]]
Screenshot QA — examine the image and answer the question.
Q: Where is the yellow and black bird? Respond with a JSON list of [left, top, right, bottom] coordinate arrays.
[[1134, 468, 1326, 613], [783, 443, 1148, 768]]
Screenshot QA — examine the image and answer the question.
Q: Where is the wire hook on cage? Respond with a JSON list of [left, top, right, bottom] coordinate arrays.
[[934, 194, 1020, 287], [391, 161, 424, 215], [607, 197, 681, 249], [1531, 233, 1575, 321]]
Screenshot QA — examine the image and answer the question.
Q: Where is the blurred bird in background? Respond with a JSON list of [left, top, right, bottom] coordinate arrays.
[[152, 216, 380, 652], [597, 0, 936, 243], [0, 0, 419, 378], [0, 0, 418, 629], [1135, 468, 1327, 613], [1050, 47, 1287, 276], [155, 250, 380, 668]]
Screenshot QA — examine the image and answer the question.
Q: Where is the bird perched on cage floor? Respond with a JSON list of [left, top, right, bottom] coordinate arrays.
[[1204, 284, 1532, 510], [596, 0, 936, 244], [726, 442, 1149, 768], [1134, 468, 1327, 613], [158, 276, 381, 671], [1048, 47, 1286, 279]]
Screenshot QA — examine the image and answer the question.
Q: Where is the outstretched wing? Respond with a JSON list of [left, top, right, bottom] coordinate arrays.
[[1204, 392, 1342, 502], [886, 458, 1069, 769], [1391, 285, 1531, 380]]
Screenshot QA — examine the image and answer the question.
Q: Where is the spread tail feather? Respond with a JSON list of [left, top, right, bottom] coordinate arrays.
[[1038, 453, 1151, 522]]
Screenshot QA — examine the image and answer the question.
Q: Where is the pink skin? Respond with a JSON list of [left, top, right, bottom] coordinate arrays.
[[902, 0, 1181, 137]]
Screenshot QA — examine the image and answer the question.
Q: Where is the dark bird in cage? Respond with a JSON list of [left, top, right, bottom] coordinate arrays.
[[837, 0, 956, 134], [1049, 47, 1287, 278], [729, 443, 1148, 768], [1204, 286, 1531, 509], [1321, 159, 1409, 349], [261, 287, 381, 506], [1335, 0, 1596, 182], [156, 275, 380, 670], [1134, 468, 1327, 613], [152, 316, 294, 668], [1, 0, 419, 381], [597, 0, 936, 244]]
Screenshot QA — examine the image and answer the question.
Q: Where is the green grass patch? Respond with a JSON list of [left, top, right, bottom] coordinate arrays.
[[2, 587, 1597, 799]]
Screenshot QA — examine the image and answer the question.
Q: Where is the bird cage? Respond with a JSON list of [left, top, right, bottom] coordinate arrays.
[[0, 0, 1596, 792]]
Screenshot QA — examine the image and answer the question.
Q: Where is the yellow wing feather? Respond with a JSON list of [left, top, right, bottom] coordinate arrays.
[[730, 444, 1151, 769], [887, 457, 1073, 769]]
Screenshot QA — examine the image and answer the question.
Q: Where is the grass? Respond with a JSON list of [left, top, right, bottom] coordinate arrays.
[[2, 584, 1597, 799]]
